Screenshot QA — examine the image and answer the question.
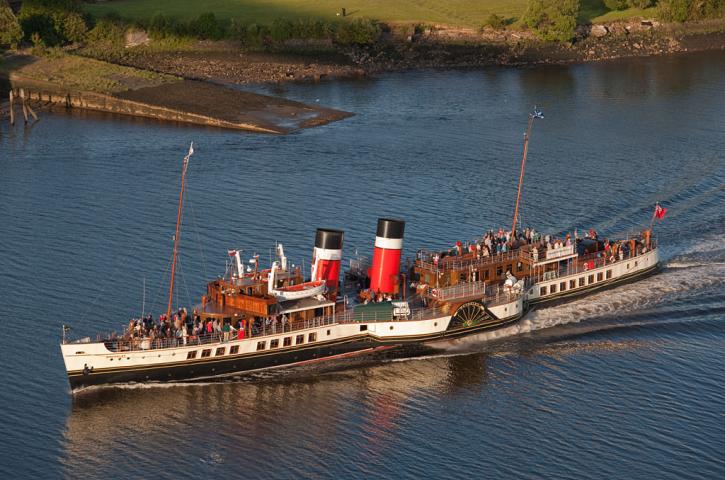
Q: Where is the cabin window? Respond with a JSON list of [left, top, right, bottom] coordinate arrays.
[[517, 262, 523, 272], [496, 267, 503, 277], [606, 270, 612, 279], [460, 273, 467, 282], [483, 270, 490, 280], [597, 272, 603, 282], [627, 263, 630, 269], [283, 337, 292, 347], [506, 264, 513, 274], [360, 325, 368, 332], [588, 274, 595, 284], [327, 329, 331, 336], [270, 339, 279, 348], [635, 261, 639, 267], [201, 349, 211, 358], [187, 351, 197, 360], [215, 347, 226, 356], [257, 341, 266, 351], [308, 333, 317, 342], [230, 345, 239, 355], [296, 335, 304, 345], [579, 277, 585, 287], [540, 286, 547, 296], [560, 282, 566, 291], [550, 284, 557, 294], [569, 280, 576, 289]]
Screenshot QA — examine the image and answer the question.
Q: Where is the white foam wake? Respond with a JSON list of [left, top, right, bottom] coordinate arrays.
[[440, 259, 725, 349]]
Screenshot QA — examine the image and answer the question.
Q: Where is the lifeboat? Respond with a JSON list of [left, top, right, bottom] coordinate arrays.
[[271, 280, 326, 301]]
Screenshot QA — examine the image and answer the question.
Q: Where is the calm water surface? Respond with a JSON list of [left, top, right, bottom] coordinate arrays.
[[1, 51, 724, 479]]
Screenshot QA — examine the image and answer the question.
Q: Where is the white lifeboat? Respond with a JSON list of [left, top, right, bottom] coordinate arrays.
[[267, 260, 326, 301]]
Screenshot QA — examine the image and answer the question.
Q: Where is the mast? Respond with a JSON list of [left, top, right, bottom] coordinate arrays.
[[511, 107, 543, 236], [166, 142, 194, 320]]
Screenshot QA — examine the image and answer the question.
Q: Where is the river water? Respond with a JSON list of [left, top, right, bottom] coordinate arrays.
[[1, 51, 724, 479]]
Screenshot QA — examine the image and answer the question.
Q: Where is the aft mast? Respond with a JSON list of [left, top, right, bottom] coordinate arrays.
[[166, 142, 194, 320], [511, 107, 543, 236]]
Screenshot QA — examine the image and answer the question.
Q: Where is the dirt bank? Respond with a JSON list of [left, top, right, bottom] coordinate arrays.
[[101, 19, 725, 86], [0, 53, 352, 133]]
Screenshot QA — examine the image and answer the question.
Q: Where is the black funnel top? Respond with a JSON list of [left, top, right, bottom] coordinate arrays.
[[315, 228, 344, 250], [376, 218, 405, 239]]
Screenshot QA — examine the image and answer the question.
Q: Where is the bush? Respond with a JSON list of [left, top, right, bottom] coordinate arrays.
[[20, 12, 61, 46], [270, 17, 294, 42], [523, 0, 580, 42], [56, 11, 87, 42], [627, 0, 655, 7], [18, 0, 87, 46], [148, 13, 177, 39], [241, 22, 270, 48], [658, 0, 724, 21], [657, 0, 692, 21], [603, 0, 629, 9], [334, 18, 381, 45], [484, 13, 507, 30], [84, 15, 125, 54], [0, 1, 23, 48], [188, 12, 224, 40]]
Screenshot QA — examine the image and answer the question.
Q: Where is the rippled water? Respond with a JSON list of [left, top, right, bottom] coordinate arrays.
[[1, 51, 724, 479]]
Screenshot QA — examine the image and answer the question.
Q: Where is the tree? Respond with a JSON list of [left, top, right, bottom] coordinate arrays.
[[603, 0, 629, 10], [523, 0, 580, 42], [0, 1, 23, 48]]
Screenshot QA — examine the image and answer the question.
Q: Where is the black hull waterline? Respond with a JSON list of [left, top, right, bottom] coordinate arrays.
[[68, 313, 524, 390]]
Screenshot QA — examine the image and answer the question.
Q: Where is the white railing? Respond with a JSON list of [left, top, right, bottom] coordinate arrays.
[[429, 281, 487, 301]]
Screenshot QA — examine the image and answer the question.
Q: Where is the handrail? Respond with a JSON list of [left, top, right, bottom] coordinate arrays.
[[417, 249, 525, 272]]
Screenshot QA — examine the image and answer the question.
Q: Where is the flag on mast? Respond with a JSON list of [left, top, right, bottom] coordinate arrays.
[[654, 203, 667, 220]]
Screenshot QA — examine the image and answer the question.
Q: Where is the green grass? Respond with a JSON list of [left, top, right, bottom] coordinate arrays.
[[2, 52, 179, 93], [84, 0, 656, 29], [84, 0, 529, 27]]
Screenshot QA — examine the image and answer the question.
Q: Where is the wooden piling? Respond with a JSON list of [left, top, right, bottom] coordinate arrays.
[[9, 90, 15, 125], [20, 88, 29, 124]]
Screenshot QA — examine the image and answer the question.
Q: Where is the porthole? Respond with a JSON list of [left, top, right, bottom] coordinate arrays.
[[389, 326, 394, 330]]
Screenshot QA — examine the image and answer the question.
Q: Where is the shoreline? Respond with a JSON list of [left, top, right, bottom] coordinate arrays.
[[96, 19, 725, 87]]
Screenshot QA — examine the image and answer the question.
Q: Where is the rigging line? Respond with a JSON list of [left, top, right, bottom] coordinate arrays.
[[176, 253, 192, 312], [185, 189, 209, 280], [149, 252, 174, 318], [78, 260, 124, 324]]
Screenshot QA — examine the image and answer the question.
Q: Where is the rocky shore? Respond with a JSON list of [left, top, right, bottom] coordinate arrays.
[[101, 19, 725, 87]]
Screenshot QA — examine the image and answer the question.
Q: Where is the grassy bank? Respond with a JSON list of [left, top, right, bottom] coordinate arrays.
[[0, 52, 179, 93], [83, 0, 653, 26]]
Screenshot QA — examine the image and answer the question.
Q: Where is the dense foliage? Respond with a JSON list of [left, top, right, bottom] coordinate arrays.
[[657, 0, 724, 21], [0, 1, 23, 48], [17, 0, 87, 46], [523, 0, 580, 42]]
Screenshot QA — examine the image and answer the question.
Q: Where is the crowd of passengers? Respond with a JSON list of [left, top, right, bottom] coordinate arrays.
[[111, 309, 294, 349], [423, 227, 651, 265]]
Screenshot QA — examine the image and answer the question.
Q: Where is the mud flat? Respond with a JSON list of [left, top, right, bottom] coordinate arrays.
[[1, 54, 351, 133]]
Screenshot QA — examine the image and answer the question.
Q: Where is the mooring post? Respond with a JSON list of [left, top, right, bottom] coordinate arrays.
[[20, 88, 29, 124], [9, 90, 15, 125]]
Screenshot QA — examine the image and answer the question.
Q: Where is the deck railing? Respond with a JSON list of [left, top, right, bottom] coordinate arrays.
[[417, 249, 525, 272]]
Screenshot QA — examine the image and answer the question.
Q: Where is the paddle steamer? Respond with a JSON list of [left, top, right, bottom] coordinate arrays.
[[61, 150, 524, 391], [60, 110, 662, 391]]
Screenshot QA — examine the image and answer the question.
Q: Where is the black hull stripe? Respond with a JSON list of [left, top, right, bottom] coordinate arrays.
[[529, 263, 659, 307], [68, 314, 523, 389]]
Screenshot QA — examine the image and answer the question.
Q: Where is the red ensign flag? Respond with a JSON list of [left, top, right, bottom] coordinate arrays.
[[654, 204, 667, 220]]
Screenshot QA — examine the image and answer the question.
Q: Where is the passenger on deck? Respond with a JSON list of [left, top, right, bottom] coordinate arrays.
[[237, 320, 246, 340]]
